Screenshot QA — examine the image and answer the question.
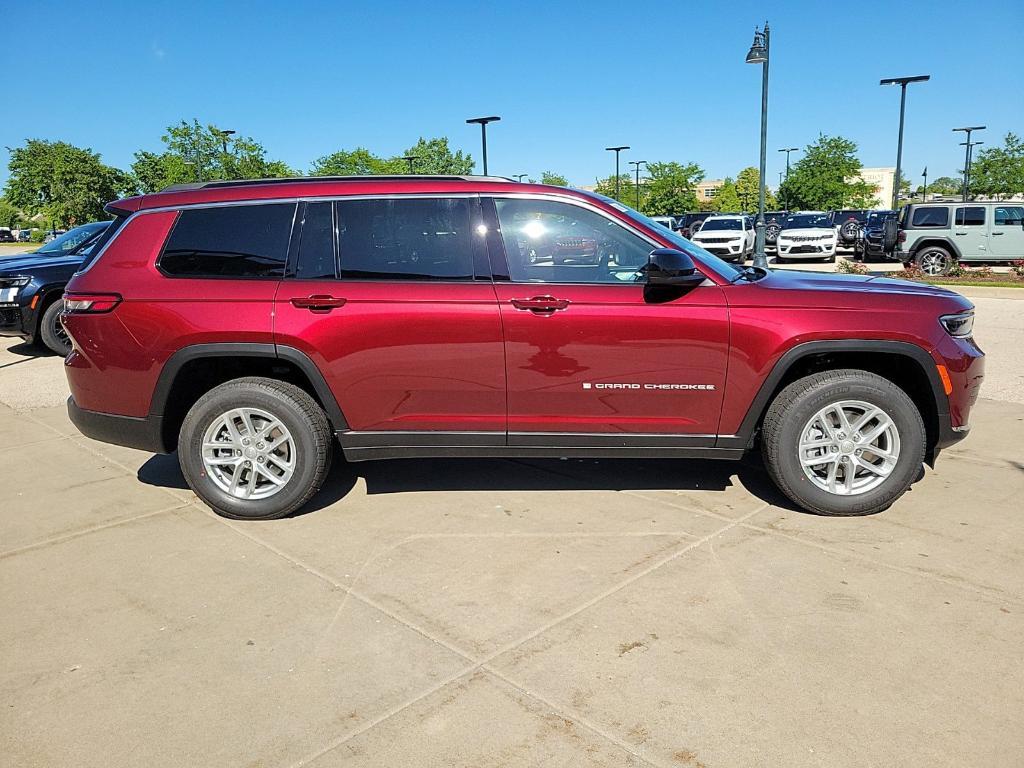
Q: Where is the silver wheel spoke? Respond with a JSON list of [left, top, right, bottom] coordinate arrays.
[[860, 416, 893, 444], [826, 461, 839, 493]]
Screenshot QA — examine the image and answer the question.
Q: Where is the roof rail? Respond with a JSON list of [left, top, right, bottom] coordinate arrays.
[[160, 175, 516, 193]]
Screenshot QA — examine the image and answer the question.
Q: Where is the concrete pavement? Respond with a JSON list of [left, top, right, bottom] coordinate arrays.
[[2, 287, 1023, 767]]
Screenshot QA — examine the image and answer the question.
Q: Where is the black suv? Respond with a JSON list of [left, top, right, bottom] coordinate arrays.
[[677, 212, 717, 239], [853, 210, 899, 262], [830, 209, 871, 248], [763, 210, 789, 248], [0, 221, 110, 354]]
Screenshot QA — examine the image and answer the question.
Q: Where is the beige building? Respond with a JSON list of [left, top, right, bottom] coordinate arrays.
[[695, 179, 724, 205], [849, 167, 895, 208]]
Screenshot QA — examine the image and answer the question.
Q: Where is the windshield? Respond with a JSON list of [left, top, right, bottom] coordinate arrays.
[[36, 222, 109, 255], [581, 192, 744, 276], [866, 211, 896, 226], [700, 218, 742, 231], [783, 214, 830, 229]]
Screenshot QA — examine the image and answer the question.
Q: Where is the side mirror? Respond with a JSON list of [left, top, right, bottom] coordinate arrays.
[[645, 248, 705, 288]]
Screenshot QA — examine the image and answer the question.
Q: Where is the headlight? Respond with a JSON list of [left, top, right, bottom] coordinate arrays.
[[940, 311, 974, 338], [0, 276, 31, 288]]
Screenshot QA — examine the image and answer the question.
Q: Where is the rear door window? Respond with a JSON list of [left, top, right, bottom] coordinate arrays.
[[160, 203, 296, 278], [910, 207, 950, 228], [293, 202, 337, 280], [335, 197, 475, 281], [954, 206, 986, 226], [994, 206, 1024, 226]]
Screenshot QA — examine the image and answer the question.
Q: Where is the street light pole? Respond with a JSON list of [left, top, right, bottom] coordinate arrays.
[[746, 22, 771, 269], [953, 126, 985, 201], [605, 146, 630, 200], [880, 75, 930, 210], [401, 155, 419, 173], [466, 116, 500, 175], [513, 174, 527, 183], [777, 147, 798, 210], [629, 160, 646, 211], [921, 166, 928, 201]]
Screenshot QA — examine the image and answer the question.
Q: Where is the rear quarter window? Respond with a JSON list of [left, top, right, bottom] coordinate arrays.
[[160, 203, 297, 278], [910, 206, 950, 228]]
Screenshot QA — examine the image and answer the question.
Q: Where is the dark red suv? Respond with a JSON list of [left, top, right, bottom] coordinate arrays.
[[62, 176, 984, 520]]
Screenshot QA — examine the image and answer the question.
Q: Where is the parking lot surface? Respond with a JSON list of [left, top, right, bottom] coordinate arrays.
[[2, 285, 1023, 766]]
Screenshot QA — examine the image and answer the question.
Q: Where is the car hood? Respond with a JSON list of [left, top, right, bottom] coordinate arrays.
[[0, 253, 83, 274], [758, 268, 962, 299], [778, 228, 835, 238]]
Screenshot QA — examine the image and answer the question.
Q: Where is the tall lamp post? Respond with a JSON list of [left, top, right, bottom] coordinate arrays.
[[921, 166, 928, 201], [628, 160, 647, 211], [745, 22, 771, 269], [605, 146, 630, 199], [466, 116, 500, 175], [777, 147, 798, 210], [513, 174, 527, 183], [401, 155, 419, 173], [953, 126, 985, 201], [880, 75, 930, 209]]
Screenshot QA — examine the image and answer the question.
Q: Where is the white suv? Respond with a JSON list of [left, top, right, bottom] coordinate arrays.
[[776, 212, 838, 263], [690, 215, 754, 262]]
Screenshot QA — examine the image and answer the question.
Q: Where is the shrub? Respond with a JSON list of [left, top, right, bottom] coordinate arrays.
[[1011, 260, 1024, 277], [947, 261, 968, 277], [894, 263, 925, 280], [837, 259, 869, 275]]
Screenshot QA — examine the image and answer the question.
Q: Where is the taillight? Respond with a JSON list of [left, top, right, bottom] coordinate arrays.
[[63, 293, 122, 313], [897, 230, 906, 243]]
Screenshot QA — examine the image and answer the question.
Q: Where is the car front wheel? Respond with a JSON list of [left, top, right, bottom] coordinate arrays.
[[761, 369, 926, 516], [178, 377, 333, 520]]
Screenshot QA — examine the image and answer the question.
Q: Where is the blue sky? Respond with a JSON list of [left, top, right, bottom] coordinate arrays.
[[2, 0, 1021, 188]]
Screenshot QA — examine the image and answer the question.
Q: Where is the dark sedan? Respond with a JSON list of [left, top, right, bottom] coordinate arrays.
[[0, 221, 110, 354]]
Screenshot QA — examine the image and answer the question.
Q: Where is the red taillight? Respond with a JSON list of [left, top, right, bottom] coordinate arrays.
[[63, 293, 122, 314], [897, 231, 906, 243]]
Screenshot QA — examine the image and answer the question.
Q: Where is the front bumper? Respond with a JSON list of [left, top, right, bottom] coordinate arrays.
[[0, 304, 32, 340], [68, 397, 168, 453], [777, 240, 837, 258]]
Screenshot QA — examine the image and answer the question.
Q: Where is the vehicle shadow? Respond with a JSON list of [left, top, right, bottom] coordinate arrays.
[[138, 452, 801, 518], [5, 341, 56, 358]]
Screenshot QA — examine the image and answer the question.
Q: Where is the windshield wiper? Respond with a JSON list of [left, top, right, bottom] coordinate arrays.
[[731, 265, 769, 283]]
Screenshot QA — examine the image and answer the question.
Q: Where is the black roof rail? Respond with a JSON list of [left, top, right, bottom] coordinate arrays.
[[159, 174, 516, 193]]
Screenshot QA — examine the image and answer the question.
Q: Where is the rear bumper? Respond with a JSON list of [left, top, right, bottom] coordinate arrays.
[[67, 397, 167, 453]]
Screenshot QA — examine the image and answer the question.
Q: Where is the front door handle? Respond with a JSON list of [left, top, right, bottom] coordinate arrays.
[[510, 295, 570, 314], [991, 231, 1005, 236], [291, 295, 347, 312]]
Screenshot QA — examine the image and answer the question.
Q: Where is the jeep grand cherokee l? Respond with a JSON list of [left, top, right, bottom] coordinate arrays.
[[62, 176, 983, 520]]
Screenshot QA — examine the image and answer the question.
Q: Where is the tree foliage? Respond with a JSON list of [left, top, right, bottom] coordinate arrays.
[[4, 140, 132, 227], [540, 171, 568, 186], [130, 119, 294, 193], [0, 199, 27, 229], [311, 136, 473, 177], [970, 133, 1024, 200], [926, 176, 962, 196], [778, 135, 875, 210], [643, 162, 703, 216]]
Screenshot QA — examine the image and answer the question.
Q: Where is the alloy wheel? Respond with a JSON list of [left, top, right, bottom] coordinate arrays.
[[919, 249, 948, 275], [201, 407, 296, 500], [798, 400, 901, 496]]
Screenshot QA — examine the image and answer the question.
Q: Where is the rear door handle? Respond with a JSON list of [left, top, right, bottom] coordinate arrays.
[[510, 295, 570, 314], [291, 294, 347, 312], [991, 231, 1004, 236]]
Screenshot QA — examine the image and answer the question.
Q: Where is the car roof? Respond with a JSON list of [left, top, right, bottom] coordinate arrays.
[[108, 175, 600, 214]]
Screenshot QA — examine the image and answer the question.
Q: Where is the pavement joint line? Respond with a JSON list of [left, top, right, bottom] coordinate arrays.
[[622, 488, 741, 525], [737, 519, 1024, 609], [479, 666, 665, 768], [0, 503, 189, 560], [0, 433, 70, 454], [944, 451, 1017, 470]]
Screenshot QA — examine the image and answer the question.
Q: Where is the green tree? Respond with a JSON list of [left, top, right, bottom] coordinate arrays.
[[131, 119, 294, 192], [731, 167, 779, 212], [0, 199, 25, 229], [970, 133, 1024, 200], [778, 134, 875, 210], [4, 140, 131, 227], [927, 176, 962, 196], [643, 162, 703, 216], [401, 137, 473, 174], [311, 147, 399, 176], [594, 174, 639, 208], [711, 178, 740, 212], [540, 171, 568, 186]]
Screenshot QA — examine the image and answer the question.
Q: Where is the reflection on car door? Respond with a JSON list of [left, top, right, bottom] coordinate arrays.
[[485, 196, 729, 442], [274, 198, 506, 438]]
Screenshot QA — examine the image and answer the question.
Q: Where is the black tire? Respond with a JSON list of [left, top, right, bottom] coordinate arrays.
[[761, 369, 926, 516], [881, 219, 899, 251], [915, 246, 954, 276], [824, 253, 836, 263], [39, 299, 72, 356], [178, 377, 333, 520], [839, 221, 860, 243]]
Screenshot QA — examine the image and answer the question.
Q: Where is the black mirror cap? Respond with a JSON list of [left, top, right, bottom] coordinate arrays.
[[646, 248, 705, 287]]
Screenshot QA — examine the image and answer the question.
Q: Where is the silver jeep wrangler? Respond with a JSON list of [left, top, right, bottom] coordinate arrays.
[[897, 201, 1024, 275]]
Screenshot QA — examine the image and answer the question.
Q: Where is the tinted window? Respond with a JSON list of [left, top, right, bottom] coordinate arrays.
[[494, 198, 651, 284], [36, 222, 109, 255], [911, 207, 949, 228], [161, 204, 295, 278], [77, 218, 126, 272], [335, 198, 474, 281], [955, 207, 985, 226], [295, 202, 336, 279], [994, 206, 1024, 226]]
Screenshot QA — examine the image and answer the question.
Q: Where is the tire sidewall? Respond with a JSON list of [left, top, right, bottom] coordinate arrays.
[[772, 377, 925, 515], [179, 385, 323, 520], [40, 300, 71, 356]]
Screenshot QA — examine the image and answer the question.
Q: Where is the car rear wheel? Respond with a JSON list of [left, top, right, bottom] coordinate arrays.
[[39, 300, 72, 356], [761, 369, 926, 516], [178, 377, 333, 520], [916, 246, 954, 276]]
